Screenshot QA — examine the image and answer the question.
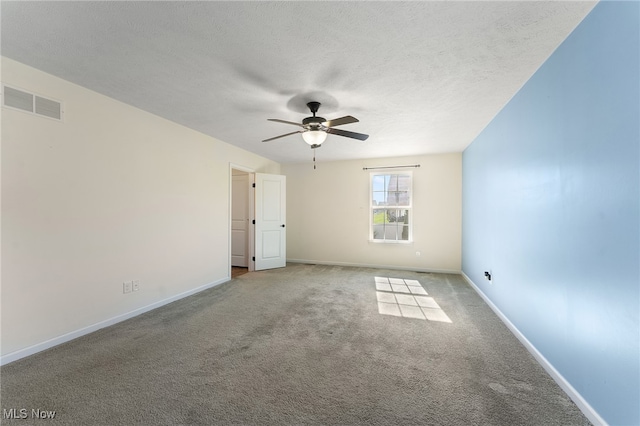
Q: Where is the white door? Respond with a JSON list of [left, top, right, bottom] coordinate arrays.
[[231, 173, 249, 267], [254, 173, 286, 270]]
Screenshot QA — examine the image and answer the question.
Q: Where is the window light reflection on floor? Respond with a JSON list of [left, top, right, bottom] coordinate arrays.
[[375, 276, 452, 323]]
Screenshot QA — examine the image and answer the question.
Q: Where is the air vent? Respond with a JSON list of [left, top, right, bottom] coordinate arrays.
[[3, 86, 33, 112], [2, 84, 63, 121], [35, 96, 62, 120]]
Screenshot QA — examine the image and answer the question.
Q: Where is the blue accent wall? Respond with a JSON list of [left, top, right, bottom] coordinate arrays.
[[462, 2, 639, 425]]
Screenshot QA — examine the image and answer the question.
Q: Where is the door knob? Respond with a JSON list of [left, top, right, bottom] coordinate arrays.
[[281, 224, 286, 228]]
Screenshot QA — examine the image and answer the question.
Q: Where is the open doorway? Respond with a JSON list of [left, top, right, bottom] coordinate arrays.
[[229, 164, 287, 278], [230, 165, 255, 277]]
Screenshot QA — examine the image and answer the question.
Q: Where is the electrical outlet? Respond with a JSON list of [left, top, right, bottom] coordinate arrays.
[[132, 280, 140, 292], [415, 251, 421, 256], [123, 281, 132, 294]]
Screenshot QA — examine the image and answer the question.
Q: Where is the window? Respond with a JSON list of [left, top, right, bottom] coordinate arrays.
[[370, 172, 412, 242]]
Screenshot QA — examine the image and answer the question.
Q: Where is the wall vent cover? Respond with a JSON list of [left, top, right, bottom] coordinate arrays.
[[2, 84, 63, 121]]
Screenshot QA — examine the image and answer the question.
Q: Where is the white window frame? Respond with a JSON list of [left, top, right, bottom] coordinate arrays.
[[369, 171, 413, 243]]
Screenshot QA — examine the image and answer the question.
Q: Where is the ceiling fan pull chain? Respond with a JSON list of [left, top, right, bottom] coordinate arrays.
[[313, 147, 316, 170]]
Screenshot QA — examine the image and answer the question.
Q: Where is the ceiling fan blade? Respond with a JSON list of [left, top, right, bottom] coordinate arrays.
[[326, 127, 369, 141], [323, 115, 359, 128], [268, 118, 304, 127], [262, 130, 302, 142]]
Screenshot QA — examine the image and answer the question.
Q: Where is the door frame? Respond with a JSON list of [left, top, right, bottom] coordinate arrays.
[[229, 163, 256, 277]]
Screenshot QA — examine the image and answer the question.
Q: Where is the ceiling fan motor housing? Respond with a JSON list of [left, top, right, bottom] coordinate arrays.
[[302, 116, 326, 128], [304, 102, 326, 129]]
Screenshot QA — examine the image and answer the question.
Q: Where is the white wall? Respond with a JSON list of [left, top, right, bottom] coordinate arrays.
[[282, 154, 461, 273], [1, 58, 280, 362]]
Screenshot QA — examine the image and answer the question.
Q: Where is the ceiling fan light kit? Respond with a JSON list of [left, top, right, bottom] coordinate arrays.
[[263, 101, 369, 147], [301, 129, 327, 146]]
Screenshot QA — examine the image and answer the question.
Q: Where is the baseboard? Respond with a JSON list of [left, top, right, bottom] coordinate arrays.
[[0, 277, 230, 366], [460, 272, 607, 426], [286, 258, 460, 275]]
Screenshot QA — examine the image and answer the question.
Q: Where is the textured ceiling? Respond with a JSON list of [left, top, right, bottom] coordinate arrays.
[[1, 1, 596, 164]]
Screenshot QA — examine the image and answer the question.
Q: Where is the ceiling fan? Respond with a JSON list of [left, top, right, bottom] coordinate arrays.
[[262, 101, 369, 148]]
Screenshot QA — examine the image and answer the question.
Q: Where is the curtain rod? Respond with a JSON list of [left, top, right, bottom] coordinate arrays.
[[362, 164, 420, 171]]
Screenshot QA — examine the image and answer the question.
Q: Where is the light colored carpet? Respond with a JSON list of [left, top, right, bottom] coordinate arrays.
[[1, 264, 590, 425]]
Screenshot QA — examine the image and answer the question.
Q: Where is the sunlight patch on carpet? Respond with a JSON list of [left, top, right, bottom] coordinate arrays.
[[375, 277, 452, 323]]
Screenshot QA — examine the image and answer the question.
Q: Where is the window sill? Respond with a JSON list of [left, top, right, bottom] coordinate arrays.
[[369, 239, 413, 244]]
